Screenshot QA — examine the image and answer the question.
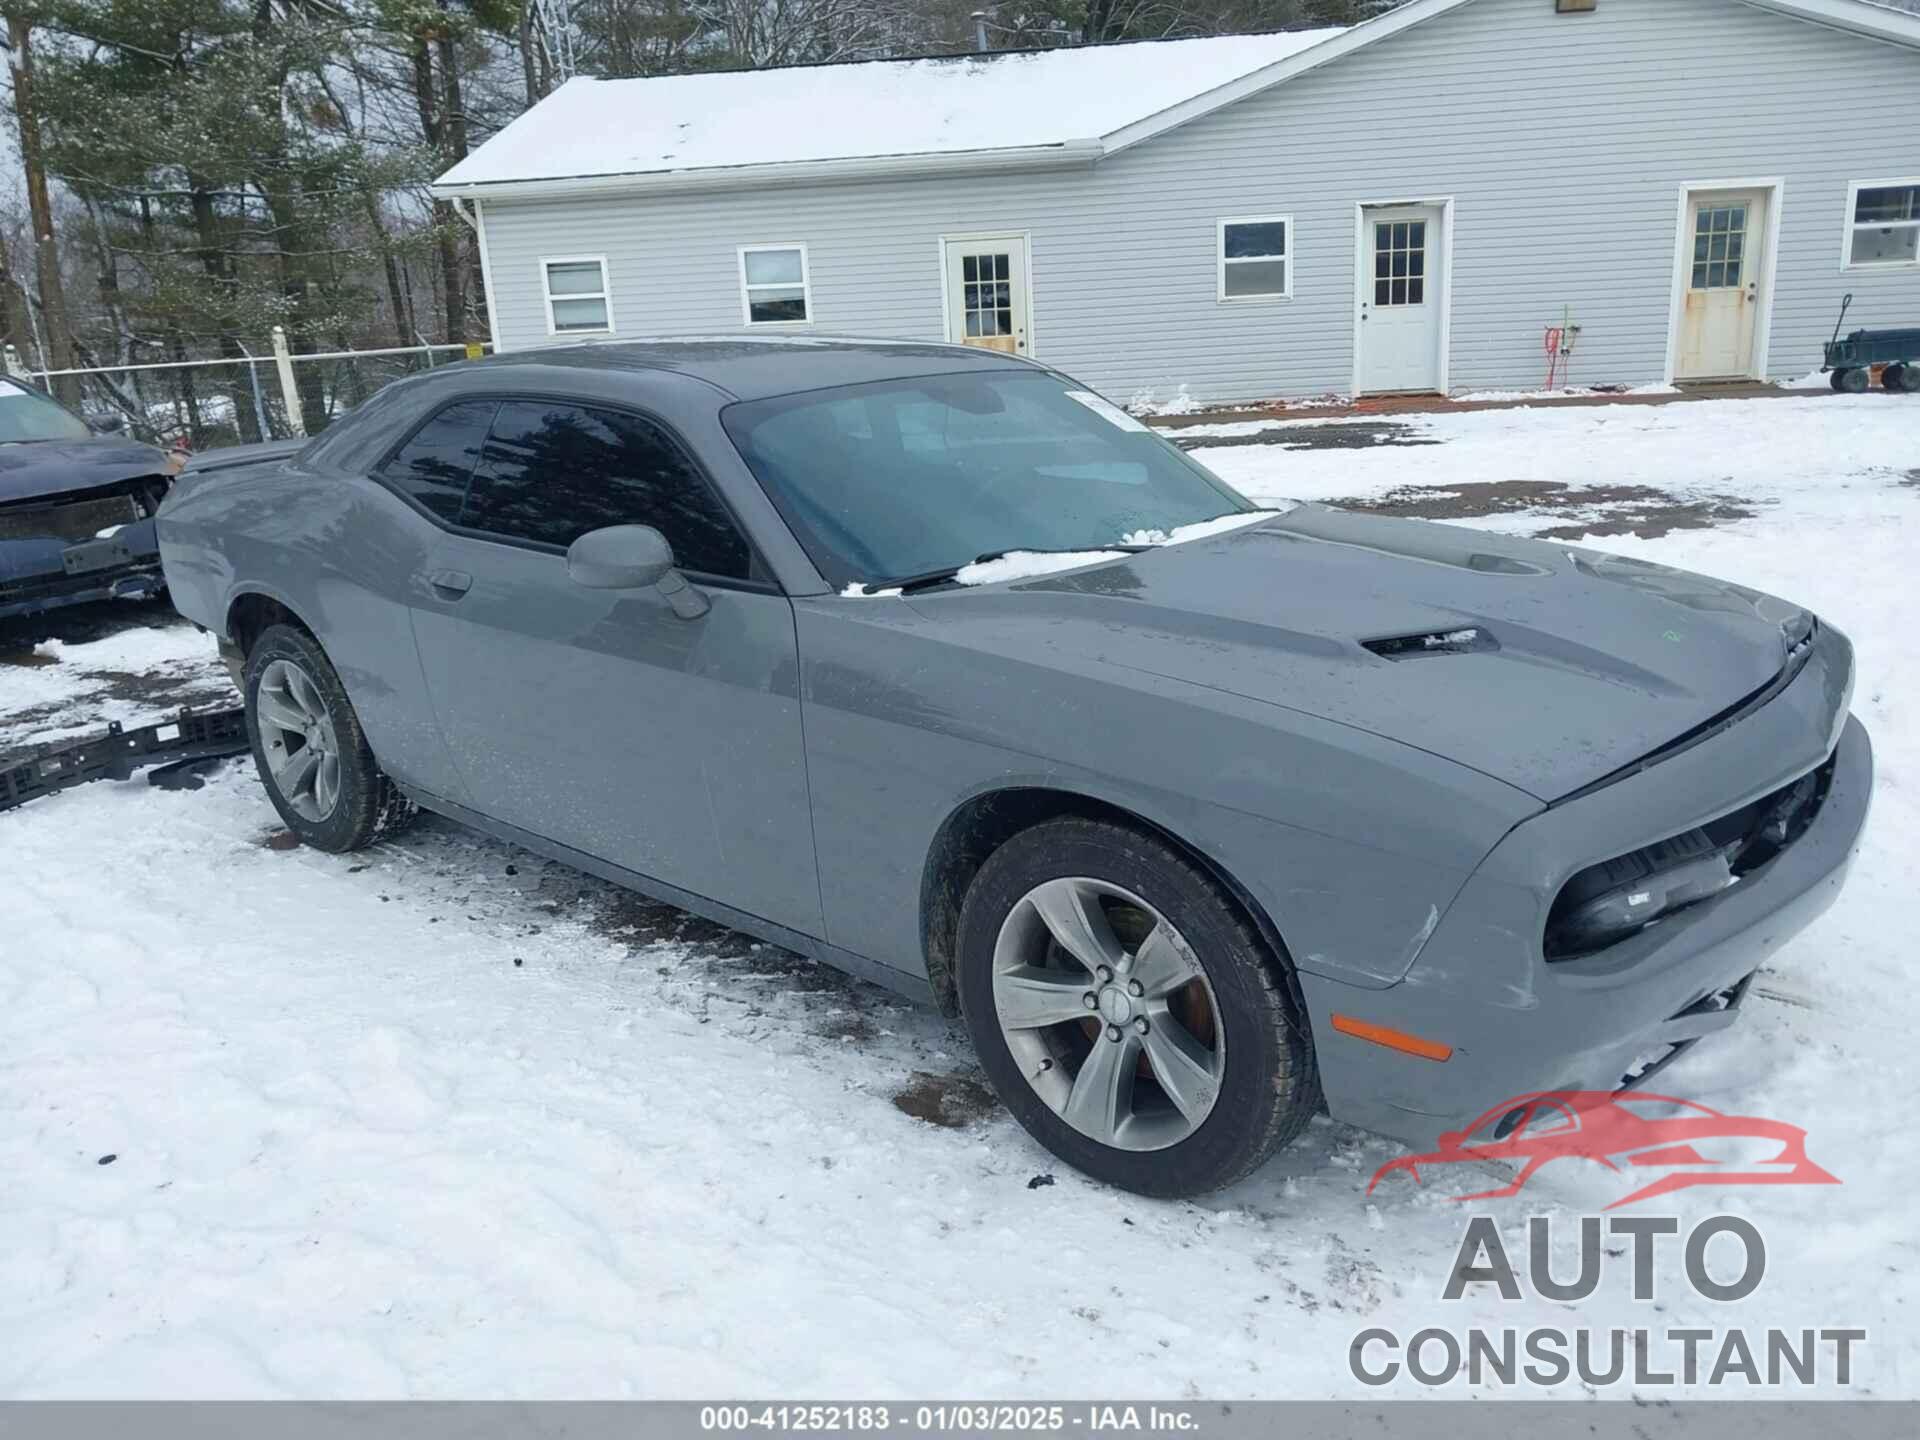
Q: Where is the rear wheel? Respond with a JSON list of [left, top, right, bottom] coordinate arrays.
[[1884, 364, 1908, 393], [243, 623, 416, 852], [1838, 367, 1870, 394], [955, 818, 1318, 1197]]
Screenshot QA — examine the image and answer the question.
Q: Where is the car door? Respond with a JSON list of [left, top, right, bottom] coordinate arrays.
[[405, 396, 824, 939]]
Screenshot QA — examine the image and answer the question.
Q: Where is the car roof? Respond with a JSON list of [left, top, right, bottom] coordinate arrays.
[[454, 335, 1042, 403]]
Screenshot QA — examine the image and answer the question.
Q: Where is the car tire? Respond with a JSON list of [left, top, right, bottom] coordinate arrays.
[[955, 817, 1319, 1197], [1884, 364, 1907, 393], [243, 623, 416, 852]]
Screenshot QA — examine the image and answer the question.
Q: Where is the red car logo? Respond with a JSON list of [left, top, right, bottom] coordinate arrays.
[[1367, 1090, 1839, 1210]]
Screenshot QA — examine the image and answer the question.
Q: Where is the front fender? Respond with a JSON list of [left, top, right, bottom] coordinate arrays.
[[793, 597, 1536, 990]]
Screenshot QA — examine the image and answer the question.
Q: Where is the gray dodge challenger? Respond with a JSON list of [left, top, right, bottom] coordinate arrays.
[[156, 339, 1872, 1197]]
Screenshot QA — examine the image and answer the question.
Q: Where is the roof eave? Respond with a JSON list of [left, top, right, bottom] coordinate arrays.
[[431, 139, 1104, 202], [1098, 0, 1919, 158], [1733, 0, 1920, 47], [435, 0, 1919, 203], [1098, 0, 1467, 157]]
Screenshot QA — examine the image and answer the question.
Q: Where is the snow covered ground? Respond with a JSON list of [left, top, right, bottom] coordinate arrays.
[[2, 394, 1915, 1399]]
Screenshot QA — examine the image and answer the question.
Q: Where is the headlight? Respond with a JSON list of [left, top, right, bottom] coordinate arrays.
[[1545, 828, 1735, 960]]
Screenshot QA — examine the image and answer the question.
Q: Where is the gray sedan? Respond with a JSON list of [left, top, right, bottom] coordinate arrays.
[[157, 339, 1872, 1197]]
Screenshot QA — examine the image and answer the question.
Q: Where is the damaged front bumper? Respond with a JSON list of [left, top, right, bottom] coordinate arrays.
[[0, 515, 166, 621], [1305, 623, 1872, 1149]]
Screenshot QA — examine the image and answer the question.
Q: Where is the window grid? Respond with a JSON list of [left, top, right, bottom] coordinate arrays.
[[1372, 221, 1427, 308], [961, 252, 1013, 338], [541, 257, 612, 335], [1846, 181, 1920, 269], [1689, 204, 1749, 291]]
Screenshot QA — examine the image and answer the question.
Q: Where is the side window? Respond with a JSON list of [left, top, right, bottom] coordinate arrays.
[[462, 401, 753, 580], [376, 399, 498, 522]]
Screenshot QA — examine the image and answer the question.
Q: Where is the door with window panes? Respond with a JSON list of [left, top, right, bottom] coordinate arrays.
[[395, 397, 824, 937], [1356, 205, 1445, 394], [1676, 190, 1769, 381], [943, 236, 1030, 354]]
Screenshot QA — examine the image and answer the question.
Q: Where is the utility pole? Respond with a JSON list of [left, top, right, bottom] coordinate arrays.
[[5, 11, 79, 402]]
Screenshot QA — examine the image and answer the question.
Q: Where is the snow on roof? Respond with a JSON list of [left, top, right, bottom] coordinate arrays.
[[436, 31, 1345, 192]]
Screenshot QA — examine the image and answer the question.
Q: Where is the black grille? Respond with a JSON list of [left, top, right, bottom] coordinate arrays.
[[0, 492, 142, 544], [1617, 974, 1756, 1091]]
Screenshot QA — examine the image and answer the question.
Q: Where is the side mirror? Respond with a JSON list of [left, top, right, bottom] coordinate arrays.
[[566, 524, 709, 619], [568, 524, 674, 589], [90, 413, 127, 434]]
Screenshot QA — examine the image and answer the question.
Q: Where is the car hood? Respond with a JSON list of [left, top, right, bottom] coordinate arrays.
[[906, 507, 1810, 802], [0, 436, 172, 502]]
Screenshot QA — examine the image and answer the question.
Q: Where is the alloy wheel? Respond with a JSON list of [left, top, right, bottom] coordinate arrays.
[[255, 657, 343, 822], [991, 877, 1226, 1152]]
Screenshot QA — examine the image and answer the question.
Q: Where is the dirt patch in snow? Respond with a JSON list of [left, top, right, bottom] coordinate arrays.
[[891, 1070, 1000, 1129], [1329, 479, 1756, 539], [1171, 421, 1440, 453], [584, 885, 765, 963], [0, 648, 58, 669]]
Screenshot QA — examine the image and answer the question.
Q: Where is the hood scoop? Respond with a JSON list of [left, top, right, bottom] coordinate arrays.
[[1362, 626, 1500, 661]]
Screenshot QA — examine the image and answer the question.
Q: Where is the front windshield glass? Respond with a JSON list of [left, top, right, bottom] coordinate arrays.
[[0, 378, 91, 443], [720, 370, 1255, 588]]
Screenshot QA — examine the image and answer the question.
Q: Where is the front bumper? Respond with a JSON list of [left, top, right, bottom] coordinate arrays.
[[1305, 624, 1872, 1149], [0, 517, 165, 621]]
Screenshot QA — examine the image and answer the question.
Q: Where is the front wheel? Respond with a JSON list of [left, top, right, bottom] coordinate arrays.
[[1884, 364, 1908, 393], [243, 623, 416, 852], [955, 818, 1318, 1197], [1838, 367, 1870, 394]]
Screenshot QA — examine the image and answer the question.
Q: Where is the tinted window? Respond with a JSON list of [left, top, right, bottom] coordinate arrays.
[[378, 399, 496, 522], [462, 401, 752, 580]]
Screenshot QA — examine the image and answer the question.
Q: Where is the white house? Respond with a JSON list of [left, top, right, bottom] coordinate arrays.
[[433, 0, 1920, 407]]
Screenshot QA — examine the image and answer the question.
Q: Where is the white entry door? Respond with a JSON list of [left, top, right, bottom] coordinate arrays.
[[1675, 190, 1769, 380], [1357, 205, 1446, 394], [942, 235, 1030, 356]]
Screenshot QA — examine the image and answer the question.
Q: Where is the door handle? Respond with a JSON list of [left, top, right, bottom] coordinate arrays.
[[425, 568, 472, 597]]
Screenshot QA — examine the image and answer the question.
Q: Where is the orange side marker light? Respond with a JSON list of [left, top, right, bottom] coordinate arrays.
[[1330, 1014, 1454, 1062]]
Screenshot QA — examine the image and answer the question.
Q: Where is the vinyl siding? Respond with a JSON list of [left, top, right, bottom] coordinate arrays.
[[476, 0, 1920, 404]]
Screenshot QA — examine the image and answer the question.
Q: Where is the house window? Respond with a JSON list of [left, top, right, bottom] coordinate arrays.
[[738, 244, 812, 325], [1218, 217, 1291, 301], [542, 257, 612, 334], [1846, 181, 1920, 268]]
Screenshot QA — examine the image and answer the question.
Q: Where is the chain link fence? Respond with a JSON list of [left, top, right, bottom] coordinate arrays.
[[6, 330, 490, 454]]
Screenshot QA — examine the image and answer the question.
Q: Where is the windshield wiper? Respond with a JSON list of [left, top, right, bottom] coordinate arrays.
[[876, 545, 1152, 595]]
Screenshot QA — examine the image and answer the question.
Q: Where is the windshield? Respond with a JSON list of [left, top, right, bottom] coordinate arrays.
[[720, 371, 1255, 589], [0, 379, 91, 443]]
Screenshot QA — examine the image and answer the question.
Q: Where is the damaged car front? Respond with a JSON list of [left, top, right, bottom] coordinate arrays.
[[0, 377, 177, 621]]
